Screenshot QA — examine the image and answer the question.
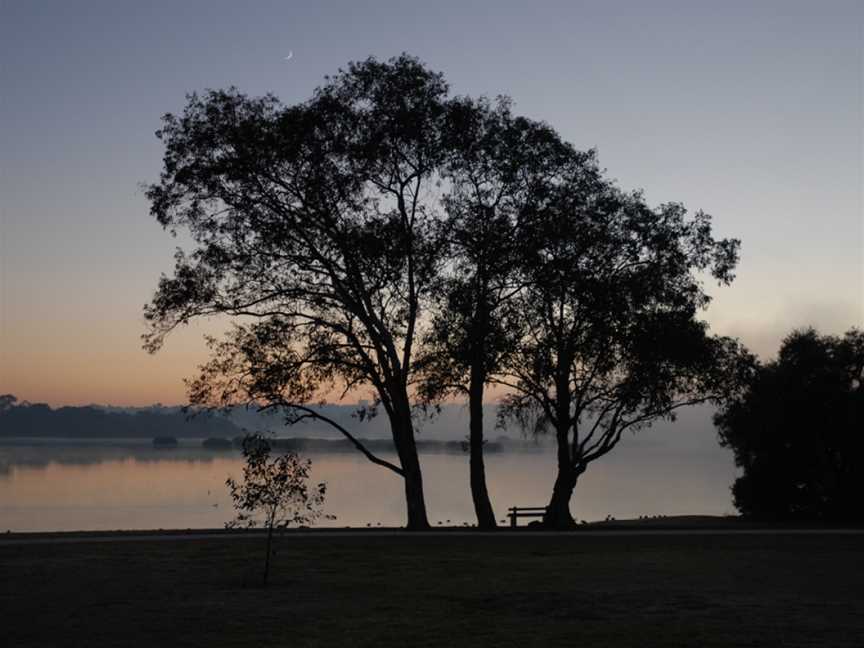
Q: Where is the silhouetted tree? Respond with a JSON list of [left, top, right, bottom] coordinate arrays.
[[498, 158, 750, 528], [715, 328, 864, 523], [226, 434, 327, 585], [419, 97, 576, 528], [144, 55, 450, 529]]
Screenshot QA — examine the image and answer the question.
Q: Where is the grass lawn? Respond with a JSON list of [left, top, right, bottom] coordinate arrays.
[[1, 532, 862, 647]]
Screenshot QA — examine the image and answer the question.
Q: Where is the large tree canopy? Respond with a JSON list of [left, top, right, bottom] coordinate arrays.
[[145, 54, 749, 531], [145, 55, 450, 529], [418, 96, 579, 527], [715, 328, 864, 523], [497, 157, 750, 527]]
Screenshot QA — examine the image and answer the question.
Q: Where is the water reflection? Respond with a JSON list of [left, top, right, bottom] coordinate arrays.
[[0, 438, 738, 531]]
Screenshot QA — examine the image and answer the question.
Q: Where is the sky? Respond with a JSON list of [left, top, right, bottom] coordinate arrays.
[[1, 0, 862, 407]]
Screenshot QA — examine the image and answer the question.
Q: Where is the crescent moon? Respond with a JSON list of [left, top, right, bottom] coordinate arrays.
[[284, 51, 294, 61]]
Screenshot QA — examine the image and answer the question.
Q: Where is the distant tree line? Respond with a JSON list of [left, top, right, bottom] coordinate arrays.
[[0, 395, 531, 454], [143, 54, 748, 529], [0, 395, 238, 439]]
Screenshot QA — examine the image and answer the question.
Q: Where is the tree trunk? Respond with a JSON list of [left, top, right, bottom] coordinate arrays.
[[469, 364, 497, 529], [401, 456, 430, 531], [543, 363, 579, 529], [544, 467, 579, 529], [544, 422, 580, 529], [391, 400, 430, 530]]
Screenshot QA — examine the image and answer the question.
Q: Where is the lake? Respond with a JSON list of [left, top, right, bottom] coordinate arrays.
[[0, 423, 739, 531]]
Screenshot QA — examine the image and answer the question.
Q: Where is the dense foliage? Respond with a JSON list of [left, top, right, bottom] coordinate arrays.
[[493, 155, 750, 526], [418, 96, 580, 527], [145, 55, 451, 528], [715, 328, 864, 523]]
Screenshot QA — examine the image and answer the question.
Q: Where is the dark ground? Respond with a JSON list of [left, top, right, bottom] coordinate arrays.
[[1, 531, 862, 647]]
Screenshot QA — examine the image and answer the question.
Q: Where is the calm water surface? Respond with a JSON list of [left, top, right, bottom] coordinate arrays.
[[0, 431, 738, 531]]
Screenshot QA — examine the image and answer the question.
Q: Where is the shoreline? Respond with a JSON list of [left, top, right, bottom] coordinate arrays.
[[4, 515, 863, 544]]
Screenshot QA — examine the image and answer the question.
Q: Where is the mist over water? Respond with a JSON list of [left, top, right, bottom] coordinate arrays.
[[0, 412, 737, 531]]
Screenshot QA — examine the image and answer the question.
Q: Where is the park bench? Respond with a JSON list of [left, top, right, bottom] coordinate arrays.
[[507, 506, 547, 528]]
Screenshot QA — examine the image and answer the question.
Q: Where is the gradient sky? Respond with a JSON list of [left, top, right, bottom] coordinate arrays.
[[1, 0, 862, 406]]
